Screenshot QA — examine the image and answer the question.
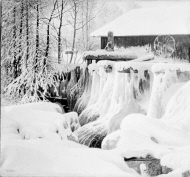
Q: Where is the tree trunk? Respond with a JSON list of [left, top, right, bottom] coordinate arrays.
[[44, 23, 50, 60], [58, 0, 64, 64], [44, 0, 57, 66], [26, 0, 29, 67], [70, 3, 77, 63], [81, 1, 85, 50], [18, 0, 24, 76], [13, 6, 17, 78], [58, 28, 62, 64], [0, 0, 1, 59], [35, 2, 39, 73], [86, 0, 89, 50]]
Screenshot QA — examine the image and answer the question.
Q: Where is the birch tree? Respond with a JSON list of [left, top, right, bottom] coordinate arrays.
[[66, 0, 99, 63]]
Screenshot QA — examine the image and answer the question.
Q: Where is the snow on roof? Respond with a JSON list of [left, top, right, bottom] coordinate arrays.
[[91, 4, 190, 37]]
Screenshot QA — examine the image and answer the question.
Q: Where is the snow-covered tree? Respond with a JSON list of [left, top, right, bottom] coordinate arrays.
[[1, 0, 66, 104]]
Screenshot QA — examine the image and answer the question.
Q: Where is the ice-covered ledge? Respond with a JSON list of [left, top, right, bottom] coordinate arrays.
[[97, 60, 116, 73], [97, 60, 116, 67], [84, 50, 137, 61], [116, 61, 154, 73], [147, 63, 190, 119], [152, 63, 190, 74], [115, 61, 154, 97]]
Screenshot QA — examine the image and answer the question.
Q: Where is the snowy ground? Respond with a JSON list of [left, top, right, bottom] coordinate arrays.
[[1, 102, 139, 177], [1, 61, 190, 177]]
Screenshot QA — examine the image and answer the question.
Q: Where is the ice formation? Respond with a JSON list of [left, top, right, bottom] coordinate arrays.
[[75, 67, 93, 115], [74, 61, 117, 147], [2, 59, 190, 176], [86, 63, 101, 107], [107, 61, 153, 134], [73, 63, 100, 116], [78, 61, 115, 126], [1, 102, 79, 143], [73, 65, 87, 111], [147, 63, 190, 118], [102, 80, 190, 176], [66, 69, 78, 110], [75, 61, 155, 147]]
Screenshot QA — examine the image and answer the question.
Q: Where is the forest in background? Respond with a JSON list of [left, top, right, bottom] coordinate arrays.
[[1, 0, 137, 104]]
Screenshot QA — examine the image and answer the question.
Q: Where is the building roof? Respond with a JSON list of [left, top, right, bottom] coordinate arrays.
[[91, 3, 190, 37]]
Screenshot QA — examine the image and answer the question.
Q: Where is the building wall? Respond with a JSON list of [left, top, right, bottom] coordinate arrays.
[[101, 35, 190, 62]]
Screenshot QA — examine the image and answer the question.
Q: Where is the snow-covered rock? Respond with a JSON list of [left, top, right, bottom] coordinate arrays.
[[1, 103, 140, 177], [103, 81, 190, 176], [1, 102, 80, 144]]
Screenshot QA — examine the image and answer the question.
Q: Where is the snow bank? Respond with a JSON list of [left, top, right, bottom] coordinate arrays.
[[1, 102, 79, 144], [1, 102, 140, 177], [102, 81, 190, 176], [0, 138, 140, 177], [162, 81, 190, 133], [2, 101, 64, 114]]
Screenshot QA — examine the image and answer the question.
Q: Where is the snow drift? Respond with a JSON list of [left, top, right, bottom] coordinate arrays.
[[102, 79, 190, 176], [1, 102, 140, 177]]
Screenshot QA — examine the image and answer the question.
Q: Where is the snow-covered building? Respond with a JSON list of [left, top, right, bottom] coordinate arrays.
[[91, 4, 190, 62]]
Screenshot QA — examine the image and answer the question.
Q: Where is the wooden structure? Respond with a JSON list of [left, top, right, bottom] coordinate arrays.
[[100, 35, 190, 61], [91, 5, 190, 62], [84, 50, 138, 65]]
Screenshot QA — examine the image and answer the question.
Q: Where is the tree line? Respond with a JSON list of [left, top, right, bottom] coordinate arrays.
[[1, 0, 99, 103]]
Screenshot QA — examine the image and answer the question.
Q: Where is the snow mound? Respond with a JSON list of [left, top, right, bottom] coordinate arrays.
[[0, 139, 140, 177], [1, 102, 79, 144], [162, 81, 190, 133], [1, 104, 140, 177], [2, 101, 64, 114], [110, 81, 190, 175]]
